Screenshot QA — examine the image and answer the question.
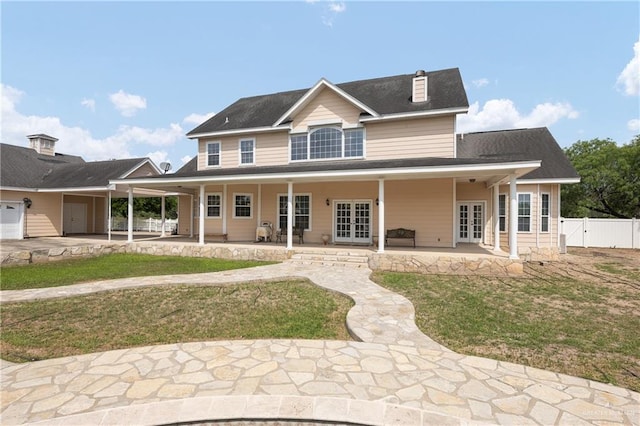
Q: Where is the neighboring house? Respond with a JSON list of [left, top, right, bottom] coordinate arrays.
[[112, 67, 579, 259], [0, 134, 162, 239]]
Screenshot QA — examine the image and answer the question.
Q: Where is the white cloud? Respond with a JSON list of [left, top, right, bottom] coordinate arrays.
[[457, 98, 579, 133], [616, 38, 640, 96], [1, 83, 184, 162], [183, 112, 215, 125], [109, 90, 147, 117], [628, 118, 640, 132], [81, 98, 96, 112], [145, 150, 170, 170], [328, 2, 346, 13], [181, 155, 193, 165], [472, 78, 489, 88]]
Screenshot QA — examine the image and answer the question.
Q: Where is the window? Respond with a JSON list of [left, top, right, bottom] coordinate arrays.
[[518, 193, 531, 232], [206, 142, 220, 167], [239, 138, 255, 165], [278, 194, 311, 231], [206, 193, 221, 218], [234, 194, 252, 218], [540, 193, 550, 233], [498, 194, 506, 232], [289, 127, 364, 161]]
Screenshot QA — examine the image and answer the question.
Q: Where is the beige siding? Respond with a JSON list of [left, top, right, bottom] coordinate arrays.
[[177, 195, 193, 235], [366, 116, 455, 160], [127, 163, 157, 178], [95, 197, 106, 234], [292, 88, 362, 132], [0, 190, 63, 237]]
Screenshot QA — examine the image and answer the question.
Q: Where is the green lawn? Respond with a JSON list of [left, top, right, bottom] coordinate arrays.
[[372, 269, 640, 392], [1, 280, 354, 362], [0, 253, 276, 290]]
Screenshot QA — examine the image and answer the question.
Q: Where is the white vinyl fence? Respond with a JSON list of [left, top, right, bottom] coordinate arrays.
[[110, 217, 177, 233], [561, 217, 640, 249]]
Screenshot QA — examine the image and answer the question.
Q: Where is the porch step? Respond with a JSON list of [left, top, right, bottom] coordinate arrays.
[[288, 253, 370, 268]]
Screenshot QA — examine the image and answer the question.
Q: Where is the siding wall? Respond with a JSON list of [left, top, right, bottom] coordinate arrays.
[[291, 88, 362, 131], [0, 190, 63, 237], [177, 195, 193, 235], [127, 163, 157, 178], [366, 116, 455, 159]]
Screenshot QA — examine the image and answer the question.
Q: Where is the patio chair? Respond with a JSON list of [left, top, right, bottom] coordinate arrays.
[[275, 227, 304, 244]]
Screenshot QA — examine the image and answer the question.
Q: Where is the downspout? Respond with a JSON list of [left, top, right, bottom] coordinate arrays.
[[287, 181, 293, 250]]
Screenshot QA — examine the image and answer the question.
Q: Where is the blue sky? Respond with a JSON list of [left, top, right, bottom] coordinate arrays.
[[2, 1, 639, 170]]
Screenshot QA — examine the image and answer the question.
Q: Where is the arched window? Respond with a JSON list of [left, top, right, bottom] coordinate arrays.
[[309, 127, 342, 159]]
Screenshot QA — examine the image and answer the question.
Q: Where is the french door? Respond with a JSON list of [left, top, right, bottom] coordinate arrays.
[[334, 200, 371, 244], [457, 202, 483, 243]]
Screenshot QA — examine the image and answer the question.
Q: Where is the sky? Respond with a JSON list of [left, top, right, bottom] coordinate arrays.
[[2, 1, 639, 171]]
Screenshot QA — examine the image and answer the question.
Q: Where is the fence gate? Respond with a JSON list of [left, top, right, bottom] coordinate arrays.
[[561, 217, 639, 249]]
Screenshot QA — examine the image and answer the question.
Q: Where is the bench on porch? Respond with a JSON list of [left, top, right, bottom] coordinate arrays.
[[385, 228, 416, 248], [203, 233, 228, 243]]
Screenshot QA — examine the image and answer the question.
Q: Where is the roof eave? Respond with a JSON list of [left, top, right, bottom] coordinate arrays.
[[187, 125, 291, 140], [360, 106, 469, 123], [518, 178, 581, 184]]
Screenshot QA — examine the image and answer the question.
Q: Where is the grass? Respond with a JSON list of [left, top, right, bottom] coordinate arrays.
[[372, 269, 640, 392], [0, 253, 276, 290], [595, 262, 640, 281], [1, 280, 354, 362]]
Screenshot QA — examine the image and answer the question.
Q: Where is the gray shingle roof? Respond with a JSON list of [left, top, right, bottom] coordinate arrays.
[[456, 128, 579, 180], [0, 143, 149, 189], [187, 68, 468, 136]]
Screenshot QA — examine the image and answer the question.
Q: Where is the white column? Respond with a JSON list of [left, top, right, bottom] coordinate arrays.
[[222, 184, 228, 235], [509, 175, 518, 259], [108, 191, 112, 241], [452, 178, 457, 248], [199, 185, 205, 245], [161, 195, 166, 237], [127, 186, 134, 242], [493, 185, 500, 251], [287, 181, 293, 250], [257, 184, 262, 225], [377, 179, 385, 253], [557, 185, 562, 248], [189, 194, 194, 238]]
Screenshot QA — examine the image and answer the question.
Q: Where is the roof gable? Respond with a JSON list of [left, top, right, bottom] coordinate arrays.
[[456, 127, 579, 181], [273, 78, 378, 127]]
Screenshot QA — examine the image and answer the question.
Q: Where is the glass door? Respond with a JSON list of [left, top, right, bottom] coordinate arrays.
[[334, 200, 371, 244]]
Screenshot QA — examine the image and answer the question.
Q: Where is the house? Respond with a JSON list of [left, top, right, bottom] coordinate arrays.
[[0, 134, 162, 239], [111, 67, 578, 259]]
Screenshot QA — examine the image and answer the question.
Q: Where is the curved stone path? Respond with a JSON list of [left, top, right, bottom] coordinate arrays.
[[1, 262, 638, 425]]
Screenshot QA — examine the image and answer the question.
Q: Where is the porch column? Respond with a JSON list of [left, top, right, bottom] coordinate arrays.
[[257, 184, 262, 226], [377, 179, 385, 253], [127, 186, 133, 242], [161, 195, 166, 237], [199, 185, 205, 245], [189, 194, 194, 238], [108, 191, 112, 241], [287, 181, 293, 250], [222, 184, 228, 235], [509, 175, 518, 259], [493, 185, 500, 251]]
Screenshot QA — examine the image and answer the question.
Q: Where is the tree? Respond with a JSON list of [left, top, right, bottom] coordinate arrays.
[[111, 196, 178, 219], [562, 136, 640, 218]]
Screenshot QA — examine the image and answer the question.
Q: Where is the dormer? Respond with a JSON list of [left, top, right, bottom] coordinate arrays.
[[412, 70, 428, 103], [27, 134, 58, 156]]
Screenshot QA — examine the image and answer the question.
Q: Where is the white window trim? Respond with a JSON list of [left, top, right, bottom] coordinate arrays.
[[238, 138, 256, 166], [498, 193, 507, 233], [233, 193, 253, 219], [517, 192, 533, 233], [205, 192, 222, 219], [540, 192, 551, 233], [288, 126, 366, 163], [205, 141, 221, 168], [276, 193, 312, 231]]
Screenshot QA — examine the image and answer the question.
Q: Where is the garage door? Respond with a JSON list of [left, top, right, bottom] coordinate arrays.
[[0, 202, 23, 239]]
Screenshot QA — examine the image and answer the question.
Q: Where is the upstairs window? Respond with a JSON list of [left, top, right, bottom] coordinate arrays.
[[290, 127, 364, 162], [239, 138, 255, 165], [206, 142, 220, 167]]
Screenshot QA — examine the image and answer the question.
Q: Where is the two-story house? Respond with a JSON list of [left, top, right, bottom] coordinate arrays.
[[112, 68, 579, 259]]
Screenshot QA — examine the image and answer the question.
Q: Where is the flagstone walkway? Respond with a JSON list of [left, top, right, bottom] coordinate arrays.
[[1, 262, 638, 425]]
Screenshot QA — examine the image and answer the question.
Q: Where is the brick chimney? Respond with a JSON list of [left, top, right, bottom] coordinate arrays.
[[27, 134, 57, 156], [412, 70, 428, 103]]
